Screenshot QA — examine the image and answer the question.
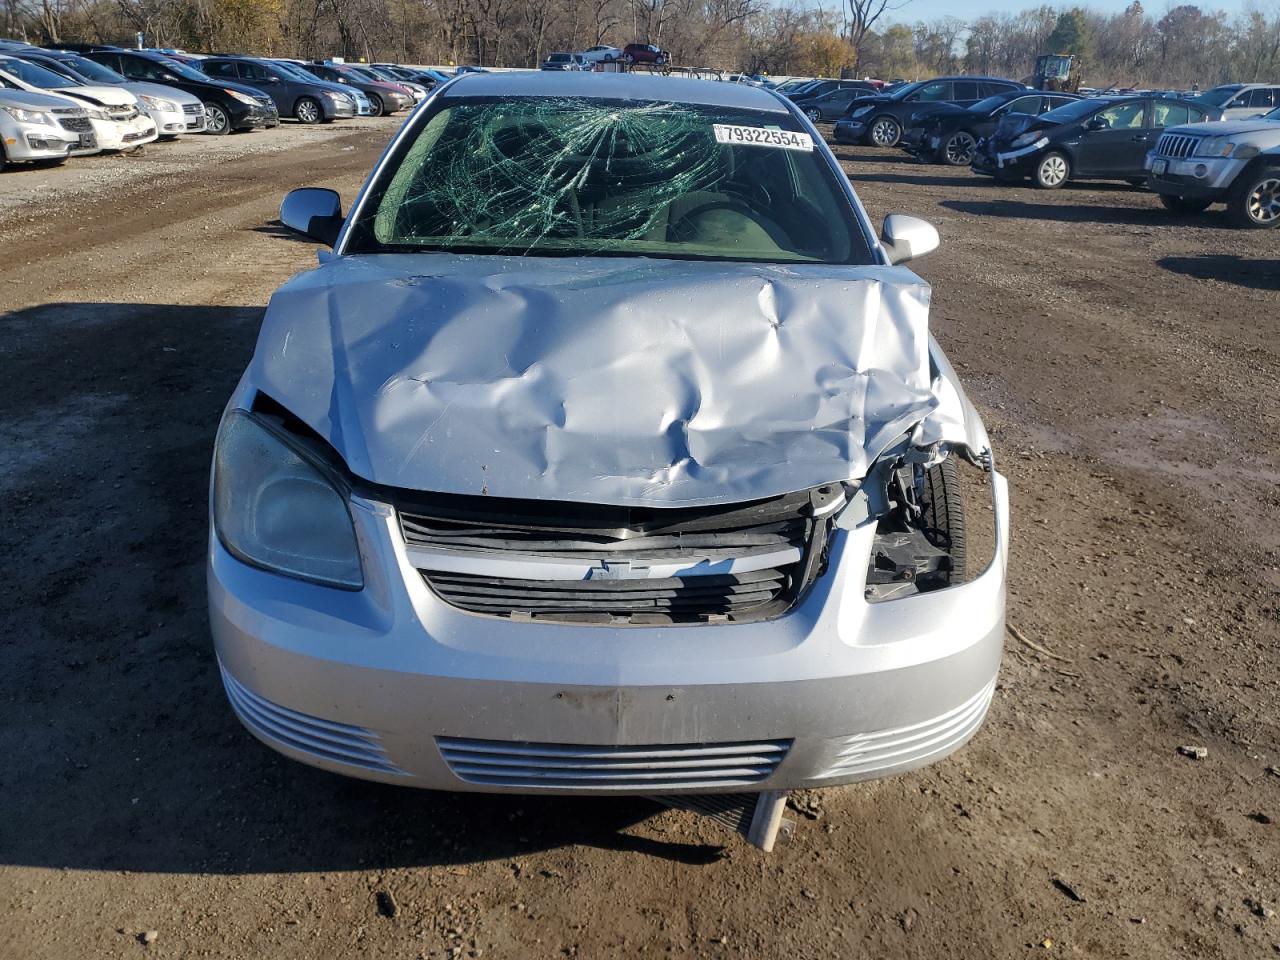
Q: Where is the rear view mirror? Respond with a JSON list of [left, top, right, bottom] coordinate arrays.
[[880, 214, 939, 265], [280, 187, 344, 246]]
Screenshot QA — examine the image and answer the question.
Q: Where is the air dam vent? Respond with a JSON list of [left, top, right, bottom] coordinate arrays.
[[398, 486, 839, 625], [437, 737, 791, 791]]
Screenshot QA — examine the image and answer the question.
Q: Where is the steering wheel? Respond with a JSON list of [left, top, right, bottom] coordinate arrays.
[[667, 197, 789, 246]]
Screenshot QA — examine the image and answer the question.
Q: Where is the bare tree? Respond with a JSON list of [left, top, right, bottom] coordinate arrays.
[[846, 0, 911, 68]]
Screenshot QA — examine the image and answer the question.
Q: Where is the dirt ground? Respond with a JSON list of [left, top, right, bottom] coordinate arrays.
[[1, 116, 1277, 960]]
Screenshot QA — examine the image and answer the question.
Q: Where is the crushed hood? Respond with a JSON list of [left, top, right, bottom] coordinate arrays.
[[251, 254, 948, 507]]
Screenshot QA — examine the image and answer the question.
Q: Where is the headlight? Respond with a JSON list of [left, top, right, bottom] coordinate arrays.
[[1194, 136, 1233, 157], [1, 106, 55, 125], [139, 95, 177, 112], [213, 411, 363, 590], [224, 89, 259, 105], [82, 106, 109, 121], [1010, 131, 1045, 148]]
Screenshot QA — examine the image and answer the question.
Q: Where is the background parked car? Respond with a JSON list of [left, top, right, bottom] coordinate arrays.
[[269, 58, 372, 114], [361, 64, 429, 100], [541, 53, 589, 71], [622, 43, 668, 65], [0, 86, 99, 168], [579, 45, 622, 63], [1146, 107, 1280, 227], [17, 47, 206, 137], [0, 54, 156, 151], [300, 61, 412, 116], [372, 63, 440, 89], [203, 56, 355, 123], [834, 76, 1024, 147], [82, 48, 278, 134], [903, 90, 1081, 166], [972, 95, 1220, 188], [1193, 83, 1279, 120], [799, 83, 878, 121], [786, 78, 873, 105]]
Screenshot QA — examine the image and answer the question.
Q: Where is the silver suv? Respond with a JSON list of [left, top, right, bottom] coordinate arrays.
[[1194, 83, 1279, 120], [1145, 108, 1280, 227]]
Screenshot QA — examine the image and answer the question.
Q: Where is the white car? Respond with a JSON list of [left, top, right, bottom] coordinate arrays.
[[579, 45, 623, 63], [0, 54, 156, 151], [0, 86, 101, 169]]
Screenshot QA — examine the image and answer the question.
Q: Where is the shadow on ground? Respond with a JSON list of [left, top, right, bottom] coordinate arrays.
[[1158, 254, 1280, 291], [0, 302, 711, 876]]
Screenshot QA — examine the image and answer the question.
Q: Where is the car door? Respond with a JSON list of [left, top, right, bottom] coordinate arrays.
[[1241, 87, 1276, 117], [1073, 100, 1150, 176], [244, 61, 289, 112], [819, 89, 861, 119]]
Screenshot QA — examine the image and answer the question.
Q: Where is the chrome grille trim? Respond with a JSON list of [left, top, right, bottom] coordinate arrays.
[[220, 665, 406, 774], [1155, 133, 1200, 160], [437, 737, 790, 790], [818, 678, 996, 779]]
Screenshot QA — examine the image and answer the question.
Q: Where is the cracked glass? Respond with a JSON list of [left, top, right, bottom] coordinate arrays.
[[346, 96, 871, 264]]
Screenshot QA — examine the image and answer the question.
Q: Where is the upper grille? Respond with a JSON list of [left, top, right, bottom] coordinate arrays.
[[398, 487, 838, 625], [108, 105, 139, 121], [183, 102, 203, 116], [58, 115, 92, 133], [438, 736, 790, 790], [1156, 133, 1200, 159]]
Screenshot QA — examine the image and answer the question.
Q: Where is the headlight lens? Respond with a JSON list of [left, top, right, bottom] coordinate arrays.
[[224, 89, 259, 105], [83, 107, 110, 120], [213, 411, 363, 590], [1195, 136, 1233, 157], [1010, 131, 1044, 148], [1, 106, 54, 125], [139, 95, 177, 112]]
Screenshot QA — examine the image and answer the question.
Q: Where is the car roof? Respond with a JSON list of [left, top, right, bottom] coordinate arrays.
[[442, 71, 789, 113]]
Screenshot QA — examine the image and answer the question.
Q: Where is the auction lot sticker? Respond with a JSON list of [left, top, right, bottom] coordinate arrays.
[[713, 124, 813, 152]]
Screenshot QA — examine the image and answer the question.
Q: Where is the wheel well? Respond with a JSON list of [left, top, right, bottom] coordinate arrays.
[[1237, 155, 1280, 184]]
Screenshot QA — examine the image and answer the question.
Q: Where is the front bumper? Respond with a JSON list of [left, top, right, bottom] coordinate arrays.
[[88, 114, 157, 151], [972, 141, 1043, 177], [0, 118, 92, 160], [322, 97, 357, 120], [146, 103, 197, 136], [209, 471, 1010, 795], [1144, 153, 1243, 197], [231, 102, 279, 130], [833, 119, 868, 144]]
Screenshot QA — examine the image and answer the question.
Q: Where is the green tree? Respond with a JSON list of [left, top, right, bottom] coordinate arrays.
[[1045, 7, 1090, 59]]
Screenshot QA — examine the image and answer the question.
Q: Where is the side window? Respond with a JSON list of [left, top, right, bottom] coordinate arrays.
[[1187, 105, 1208, 122], [1095, 102, 1145, 129], [953, 80, 981, 100], [1152, 102, 1191, 128], [1047, 96, 1076, 110], [116, 55, 147, 79], [1004, 95, 1043, 115], [243, 63, 269, 81], [912, 81, 951, 102], [204, 61, 236, 79], [1245, 88, 1276, 109]]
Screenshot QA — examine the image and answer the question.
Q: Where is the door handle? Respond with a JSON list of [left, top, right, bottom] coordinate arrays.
[[1130, 135, 1149, 141]]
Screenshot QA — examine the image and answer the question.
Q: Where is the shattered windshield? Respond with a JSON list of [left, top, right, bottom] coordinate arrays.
[[346, 97, 871, 264]]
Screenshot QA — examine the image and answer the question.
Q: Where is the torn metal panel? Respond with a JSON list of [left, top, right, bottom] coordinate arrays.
[[252, 254, 942, 507]]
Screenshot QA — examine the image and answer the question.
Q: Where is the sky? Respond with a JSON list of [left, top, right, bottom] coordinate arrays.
[[874, 0, 1261, 24]]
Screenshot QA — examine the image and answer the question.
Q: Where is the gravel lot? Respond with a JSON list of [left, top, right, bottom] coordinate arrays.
[[1, 117, 1277, 959]]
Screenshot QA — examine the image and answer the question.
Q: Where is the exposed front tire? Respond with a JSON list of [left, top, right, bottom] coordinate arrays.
[[941, 131, 976, 166], [869, 116, 901, 147], [1034, 151, 1070, 189], [1227, 165, 1280, 228], [920, 457, 967, 584], [367, 94, 385, 118], [295, 96, 322, 124], [203, 102, 231, 135], [806, 108, 821, 122], [1159, 194, 1212, 214]]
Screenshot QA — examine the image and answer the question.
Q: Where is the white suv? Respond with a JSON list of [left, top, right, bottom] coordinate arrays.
[[1145, 107, 1280, 227]]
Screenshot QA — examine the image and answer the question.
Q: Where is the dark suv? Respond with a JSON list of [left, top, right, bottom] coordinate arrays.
[[622, 43, 668, 66], [201, 57, 355, 123], [300, 62, 412, 117], [833, 76, 1024, 148], [82, 48, 278, 134]]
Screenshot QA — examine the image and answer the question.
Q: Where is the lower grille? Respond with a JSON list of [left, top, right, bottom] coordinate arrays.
[[437, 737, 790, 790], [1156, 132, 1199, 159], [220, 665, 405, 774], [121, 131, 150, 143], [399, 487, 837, 625], [818, 678, 996, 780]]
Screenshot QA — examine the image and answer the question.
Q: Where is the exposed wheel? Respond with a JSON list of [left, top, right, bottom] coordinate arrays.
[[1159, 194, 1212, 214], [919, 457, 967, 583], [869, 116, 901, 147], [366, 94, 385, 117], [295, 96, 322, 124], [1227, 165, 1280, 228], [1034, 151, 1070, 189], [203, 102, 230, 135], [805, 107, 821, 122], [941, 130, 976, 166], [623, 54, 635, 64]]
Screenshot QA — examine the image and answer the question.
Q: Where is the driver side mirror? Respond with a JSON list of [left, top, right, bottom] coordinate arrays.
[[1085, 116, 1108, 131], [280, 187, 344, 247], [880, 214, 939, 265]]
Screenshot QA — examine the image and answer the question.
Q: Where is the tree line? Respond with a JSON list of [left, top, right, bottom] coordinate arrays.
[[4, 0, 1279, 89]]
